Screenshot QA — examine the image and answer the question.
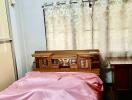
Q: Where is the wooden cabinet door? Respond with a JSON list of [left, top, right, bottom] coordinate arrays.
[[113, 64, 131, 91], [0, 0, 16, 91]]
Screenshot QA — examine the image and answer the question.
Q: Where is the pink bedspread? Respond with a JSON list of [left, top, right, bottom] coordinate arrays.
[[0, 72, 103, 100]]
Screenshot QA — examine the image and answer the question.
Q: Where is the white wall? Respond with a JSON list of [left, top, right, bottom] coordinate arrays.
[[9, 0, 46, 78]]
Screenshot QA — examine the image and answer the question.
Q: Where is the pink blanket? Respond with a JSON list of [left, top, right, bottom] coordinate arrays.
[[0, 72, 103, 100]]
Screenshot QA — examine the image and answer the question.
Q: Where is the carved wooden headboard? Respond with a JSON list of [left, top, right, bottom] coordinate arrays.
[[32, 49, 101, 75]]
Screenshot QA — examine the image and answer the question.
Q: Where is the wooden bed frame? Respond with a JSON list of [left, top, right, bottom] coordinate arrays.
[[32, 49, 101, 75]]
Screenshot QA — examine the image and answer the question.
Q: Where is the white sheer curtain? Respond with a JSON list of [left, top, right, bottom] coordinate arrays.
[[108, 0, 132, 57], [44, 0, 132, 58], [93, 0, 108, 57], [71, 2, 92, 49], [108, 0, 125, 57], [44, 1, 93, 50], [125, 0, 132, 57], [45, 4, 74, 50]]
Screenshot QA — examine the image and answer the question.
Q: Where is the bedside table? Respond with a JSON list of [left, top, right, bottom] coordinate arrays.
[[108, 57, 132, 100]]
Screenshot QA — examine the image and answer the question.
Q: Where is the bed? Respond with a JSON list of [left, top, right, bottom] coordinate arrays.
[[0, 50, 103, 100]]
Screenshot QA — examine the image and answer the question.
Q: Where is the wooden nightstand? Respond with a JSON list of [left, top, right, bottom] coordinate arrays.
[[108, 58, 132, 100]]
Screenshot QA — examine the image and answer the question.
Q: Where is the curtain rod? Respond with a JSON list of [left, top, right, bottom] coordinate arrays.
[[42, 0, 97, 8]]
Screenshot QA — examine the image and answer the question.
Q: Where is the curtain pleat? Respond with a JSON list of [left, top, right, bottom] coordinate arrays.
[[93, 1, 108, 57], [108, 0, 125, 57], [45, 7, 54, 50], [72, 3, 92, 49], [124, 0, 132, 57]]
